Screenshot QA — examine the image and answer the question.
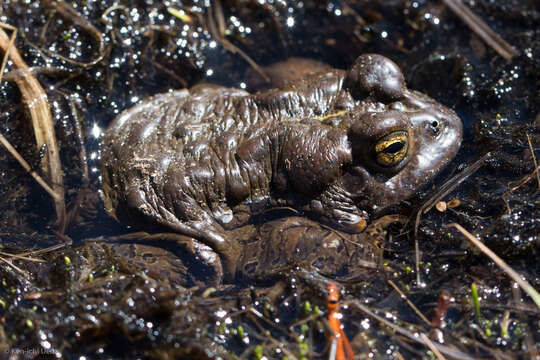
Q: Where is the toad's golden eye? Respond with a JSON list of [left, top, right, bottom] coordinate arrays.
[[374, 131, 409, 167]]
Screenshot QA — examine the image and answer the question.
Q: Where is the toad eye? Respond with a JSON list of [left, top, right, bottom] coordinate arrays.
[[374, 131, 409, 167]]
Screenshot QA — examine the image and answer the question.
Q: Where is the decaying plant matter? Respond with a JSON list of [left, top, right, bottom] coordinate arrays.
[[0, 23, 65, 231]]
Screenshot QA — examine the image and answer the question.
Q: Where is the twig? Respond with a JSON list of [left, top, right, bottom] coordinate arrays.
[[0, 133, 61, 201], [501, 163, 540, 216], [16, 242, 69, 257], [348, 301, 475, 359], [0, 256, 29, 277], [101, 5, 130, 24], [52, 230, 73, 245], [448, 223, 540, 310], [40, 0, 105, 67], [525, 133, 539, 190], [207, 0, 269, 83], [67, 97, 89, 182], [0, 251, 46, 263], [420, 333, 447, 360], [511, 279, 539, 360], [388, 280, 431, 325], [143, 55, 187, 87], [441, 0, 518, 60], [502, 165, 540, 197], [414, 152, 490, 285]]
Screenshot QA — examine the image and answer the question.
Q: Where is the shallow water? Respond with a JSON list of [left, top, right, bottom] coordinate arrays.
[[0, 0, 538, 358]]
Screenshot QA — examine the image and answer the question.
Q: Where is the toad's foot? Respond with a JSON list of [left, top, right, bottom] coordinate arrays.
[[239, 216, 380, 280], [303, 183, 369, 233], [160, 220, 242, 282], [97, 231, 224, 285]]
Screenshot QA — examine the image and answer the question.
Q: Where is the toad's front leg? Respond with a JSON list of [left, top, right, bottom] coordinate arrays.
[[263, 122, 368, 233]]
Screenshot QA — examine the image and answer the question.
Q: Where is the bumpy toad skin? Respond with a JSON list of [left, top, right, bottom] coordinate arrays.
[[101, 54, 462, 280]]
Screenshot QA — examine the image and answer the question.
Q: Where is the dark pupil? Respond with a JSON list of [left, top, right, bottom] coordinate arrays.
[[383, 141, 405, 154]]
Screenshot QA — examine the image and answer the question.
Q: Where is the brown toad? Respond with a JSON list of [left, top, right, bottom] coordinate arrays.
[[101, 54, 462, 281]]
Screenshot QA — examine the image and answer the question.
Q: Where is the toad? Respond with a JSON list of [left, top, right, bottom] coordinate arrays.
[[101, 54, 462, 282]]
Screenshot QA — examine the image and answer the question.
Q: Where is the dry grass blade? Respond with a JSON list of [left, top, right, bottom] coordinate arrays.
[[0, 251, 46, 263], [0, 23, 66, 232], [14, 242, 68, 258], [0, 256, 29, 278], [441, 0, 518, 60], [448, 223, 540, 310], [0, 22, 16, 84]]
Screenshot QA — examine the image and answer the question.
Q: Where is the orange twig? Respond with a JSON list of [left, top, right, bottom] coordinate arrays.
[[327, 283, 354, 360]]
